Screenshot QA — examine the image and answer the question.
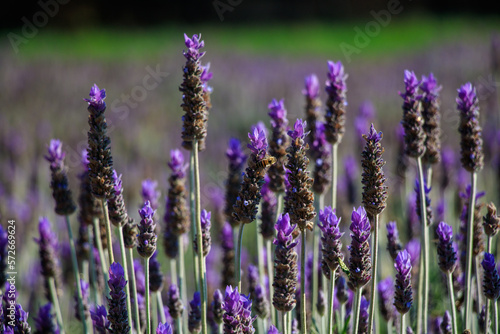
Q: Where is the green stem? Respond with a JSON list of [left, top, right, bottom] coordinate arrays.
[[92, 217, 109, 292], [339, 303, 345, 334], [88, 226, 100, 305], [82, 260, 89, 287], [312, 194, 320, 327], [276, 192, 284, 218], [331, 143, 338, 208], [127, 248, 141, 334], [118, 225, 133, 331], [464, 172, 477, 328], [352, 288, 363, 334], [176, 317, 184, 334], [494, 300, 498, 334], [157, 291, 167, 324], [170, 259, 178, 286], [178, 234, 187, 313], [485, 299, 490, 334], [101, 199, 115, 266], [193, 140, 208, 334], [447, 272, 459, 334], [145, 257, 151, 334], [266, 239, 276, 326], [190, 149, 201, 292], [400, 313, 406, 334], [236, 222, 245, 292], [416, 157, 430, 334], [48, 277, 65, 334], [476, 256, 483, 313], [301, 231, 307, 334], [387, 318, 393, 334], [65, 215, 88, 334], [152, 288, 158, 331], [283, 311, 288, 334], [257, 221, 265, 284], [328, 269, 337, 334], [368, 214, 380, 334], [416, 246, 424, 334]]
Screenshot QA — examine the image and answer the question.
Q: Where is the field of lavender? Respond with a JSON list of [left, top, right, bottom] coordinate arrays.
[[1, 17, 500, 334]]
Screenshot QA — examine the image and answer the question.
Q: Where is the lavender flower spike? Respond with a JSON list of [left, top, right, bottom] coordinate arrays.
[[211, 289, 224, 324], [34, 303, 60, 334], [223, 286, 243, 334], [166, 284, 184, 319], [386, 222, 402, 260], [268, 98, 289, 193], [142, 179, 161, 211], [378, 277, 395, 322], [318, 206, 344, 273], [303, 74, 322, 154], [138, 200, 157, 259], [91, 305, 110, 334], [457, 82, 484, 172], [324, 60, 348, 144], [156, 322, 173, 334], [273, 213, 298, 312], [394, 250, 413, 315], [194, 209, 211, 257], [164, 149, 189, 237], [35, 217, 62, 302], [436, 222, 457, 274], [107, 262, 130, 334], [108, 170, 128, 227], [482, 253, 500, 300], [188, 292, 202, 333], [311, 122, 332, 195], [348, 206, 372, 290], [420, 73, 442, 164], [84, 83, 106, 112], [225, 138, 248, 228], [400, 70, 425, 158]]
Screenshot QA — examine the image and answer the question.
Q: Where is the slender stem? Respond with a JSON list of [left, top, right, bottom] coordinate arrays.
[[416, 157, 430, 334], [92, 217, 110, 296], [328, 269, 337, 334], [178, 234, 187, 314], [352, 288, 363, 334], [300, 231, 307, 334], [283, 311, 288, 334], [48, 277, 65, 333], [156, 291, 167, 324], [176, 317, 183, 334], [266, 239, 276, 326], [236, 222, 245, 292], [368, 214, 380, 334], [82, 260, 89, 287], [446, 272, 459, 334], [388, 318, 393, 334], [416, 246, 424, 334], [331, 143, 338, 209], [118, 225, 133, 330], [400, 313, 406, 334], [476, 256, 483, 313], [276, 192, 284, 218], [88, 226, 100, 305], [170, 259, 178, 286], [339, 303, 345, 334], [65, 215, 88, 334], [464, 172, 477, 328], [190, 149, 201, 292], [145, 257, 151, 334], [488, 236, 493, 255], [485, 299, 491, 334], [257, 221, 265, 284], [312, 195, 320, 327], [101, 199, 114, 266], [193, 140, 208, 334], [152, 288, 158, 331], [127, 248, 141, 334], [494, 300, 499, 334]]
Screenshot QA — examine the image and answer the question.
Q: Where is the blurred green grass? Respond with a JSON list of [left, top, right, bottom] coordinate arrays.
[[9, 14, 500, 60]]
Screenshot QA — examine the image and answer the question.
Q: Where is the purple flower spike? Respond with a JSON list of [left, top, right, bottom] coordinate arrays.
[[386, 221, 402, 260], [188, 292, 202, 333], [274, 213, 298, 248], [0, 225, 7, 287], [108, 262, 130, 333], [366, 123, 382, 142], [394, 250, 413, 315], [288, 119, 307, 140], [268, 325, 282, 334], [142, 179, 161, 211], [183, 33, 205, 61], [247, 127, 268, 160], [319, 206, 344, 273], [84, 84, 106, 111], [212, 289, 224, 324], [268, 99, 289, 129], [195, 209, 212, 257], [348, 206, 372, 290], [138, 200, 157, 258], [156, 322, 173, 334], [436, 222, 457, 274], [399, 70, 420, 98], [303, 74, 320, 99], [482, 252, 500, 300], [378, 277, 395, 322], [200, 62, 213, 85], [169, 149, 188, 179], [326, 60, 348, 101], [456, 83, 477, 113], [226, 138, 247, 168], [240, 293, 256, 333], [358, 296, 370, 333], [34, 303, 60, 334], [45, 139, 65, 169], [91, 305, 110, 334], [223, 286, 243, 333], [420, 73, 442, 100]]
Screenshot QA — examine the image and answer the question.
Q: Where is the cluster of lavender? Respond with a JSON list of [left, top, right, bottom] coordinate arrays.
[[4, 32, 500, 334]]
